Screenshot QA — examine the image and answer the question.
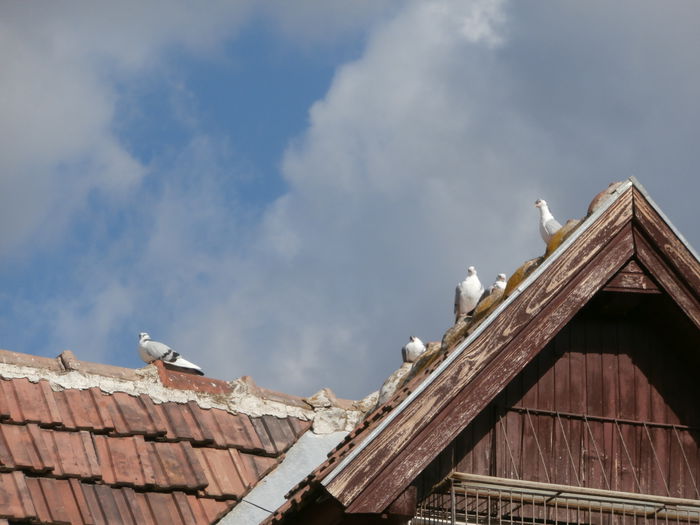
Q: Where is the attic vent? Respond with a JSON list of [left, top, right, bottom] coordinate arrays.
[[414, 473, 700, 525]]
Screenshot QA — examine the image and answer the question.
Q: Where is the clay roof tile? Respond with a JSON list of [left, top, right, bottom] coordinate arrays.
[[0, 345, 356, 524]]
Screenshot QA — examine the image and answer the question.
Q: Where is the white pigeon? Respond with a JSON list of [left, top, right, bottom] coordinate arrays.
[[482, 273, 507, 300], [138, 332, 204, 375], [401, 336, 426, 363], [535, 199, 562, 244], [454, 266, 484, 322]]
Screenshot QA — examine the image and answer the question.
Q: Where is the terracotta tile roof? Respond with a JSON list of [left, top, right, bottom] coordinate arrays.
[[0, 349, 317, 524]]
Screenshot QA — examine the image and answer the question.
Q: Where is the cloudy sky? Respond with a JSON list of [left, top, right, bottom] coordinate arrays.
[[1, 1, 698, 400]]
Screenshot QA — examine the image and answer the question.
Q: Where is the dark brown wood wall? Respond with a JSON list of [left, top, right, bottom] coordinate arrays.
[[418, 292, 700, 500]]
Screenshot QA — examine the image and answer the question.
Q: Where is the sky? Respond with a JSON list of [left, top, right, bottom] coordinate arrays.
[[1, 1, 699, 400]]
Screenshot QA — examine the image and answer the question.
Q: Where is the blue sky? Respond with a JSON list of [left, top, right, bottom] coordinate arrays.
[[1, 1, 699, 400]]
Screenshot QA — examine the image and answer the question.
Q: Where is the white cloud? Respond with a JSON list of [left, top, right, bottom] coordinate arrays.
[[0, 2, 254, 253], [3, 0, 700, 402], [260, 1, 401, 47], [0, 0, 412, 384], [169, 0, 547, 397], [175, 0, 700, 399]]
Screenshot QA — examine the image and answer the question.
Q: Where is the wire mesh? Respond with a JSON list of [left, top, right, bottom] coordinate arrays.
[[412, 474, 700, 525]]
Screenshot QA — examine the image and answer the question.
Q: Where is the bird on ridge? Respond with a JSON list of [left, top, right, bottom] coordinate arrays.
[[138, 332, 204, 375], [481, 273, 507, 301], [454, 266, 484, 322], [402, 336, 426, 363], [535, 199, 562, 244]]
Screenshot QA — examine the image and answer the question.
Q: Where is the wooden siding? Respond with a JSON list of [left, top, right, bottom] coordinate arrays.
[[417, 292, 700, 501], [603, 259, 660, 293]]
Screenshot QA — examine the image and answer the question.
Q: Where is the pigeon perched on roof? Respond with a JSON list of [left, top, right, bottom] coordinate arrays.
[[138, 332, 204, 375], [482, 273, 507, 300], [401, 336, 426, 363], [454, 266, 484, 322], [535, 199, 562, 244], [473, 273, 508, 319]]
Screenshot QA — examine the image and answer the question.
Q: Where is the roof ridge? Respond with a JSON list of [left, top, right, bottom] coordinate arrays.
[[0, 348, 368, 433], [320, 178, 635, 488]]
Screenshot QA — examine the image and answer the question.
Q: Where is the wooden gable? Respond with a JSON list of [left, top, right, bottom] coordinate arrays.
[[270, 179, 700, 524], [416, 290, 700, 501]]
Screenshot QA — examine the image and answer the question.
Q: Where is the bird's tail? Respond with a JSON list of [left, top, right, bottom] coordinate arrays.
[[170, 357, 204, 375]]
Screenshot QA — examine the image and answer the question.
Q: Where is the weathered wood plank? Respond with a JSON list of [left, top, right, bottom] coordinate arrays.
[[681, 429, 700, 499], [471, 407, 492, 477], [652, 425, 671, 496], [537, 345, 556, 482], [520, 354, 540, 481], [667, 427, 685, 498], [552, 330, 571, 485], [617, 330, 636, 422], [633, 327, 652, 495], [633, 326, 651, 424], [603, 271, 660, 293], [622, 260, 644, 273], [385, 485, 417, 518], [455, 418, 474, 475], [500, 385, 523, 480], [634, 230, 700, 330], [632, 188, 700, 298], [505, 408, 522, 479], [584, 320, 608, 490], [615, 322, 639, 494], [341, 219, 635, 513], [585, 320, 604, 415], [600, 320, 617, 489], [566, 321, 586, 489]]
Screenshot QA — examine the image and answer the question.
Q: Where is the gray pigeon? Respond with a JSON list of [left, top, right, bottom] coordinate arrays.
[[535, 199, 562, 243], [138, 332, 204, 375], [454, 266, 484, 322], [401, 336, 426, 363]]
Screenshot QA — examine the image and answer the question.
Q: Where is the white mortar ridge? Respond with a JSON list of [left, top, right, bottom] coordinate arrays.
[[0, 358, 364, 433]]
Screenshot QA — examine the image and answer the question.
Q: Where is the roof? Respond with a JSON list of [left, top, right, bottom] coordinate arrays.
[[266, 177, 700, 522], [220, 431, 349, 524], [0, 348, 368, 524]]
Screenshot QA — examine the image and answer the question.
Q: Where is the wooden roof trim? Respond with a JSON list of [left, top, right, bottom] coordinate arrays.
[[328, 190, 638, 511], [629, 176, 700, 268], [631, 186, 700, 299], [628, 183, 700, 328], [603, 259, 660, 293], [320, 180, 634, 494], [634, 230, 700, 329]]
